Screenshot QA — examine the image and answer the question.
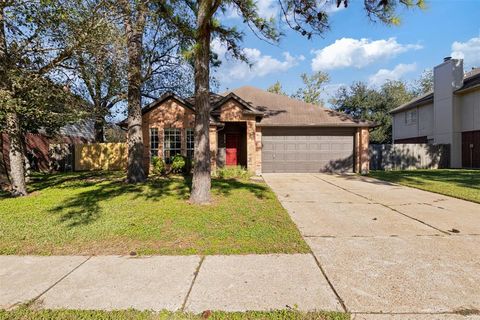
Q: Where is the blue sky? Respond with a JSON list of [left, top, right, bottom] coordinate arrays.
[[212, 0, 480, 100]]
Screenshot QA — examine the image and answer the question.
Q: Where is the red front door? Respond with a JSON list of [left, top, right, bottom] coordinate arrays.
[[226, 134, 239, 166]]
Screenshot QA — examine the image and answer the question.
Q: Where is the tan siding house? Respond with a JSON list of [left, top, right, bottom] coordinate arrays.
[[135, 86, 373, 174]]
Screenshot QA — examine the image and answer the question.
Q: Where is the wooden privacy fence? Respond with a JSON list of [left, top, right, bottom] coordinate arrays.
[[369, 143, 450, 170], [74, 143, 127, 171]]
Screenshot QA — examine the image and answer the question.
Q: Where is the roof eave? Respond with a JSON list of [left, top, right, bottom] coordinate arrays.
[[257, 122, 374, 128], [390, 99, 433, 114], [455, 83, 480, 94]]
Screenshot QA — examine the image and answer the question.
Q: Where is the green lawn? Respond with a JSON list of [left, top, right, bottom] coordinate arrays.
[[0, 308, 349, 320], [368, 169, 480, 203], [0, 172, 309, 255]]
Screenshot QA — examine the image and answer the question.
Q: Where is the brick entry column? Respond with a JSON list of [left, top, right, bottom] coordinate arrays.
[[355, 127, 369, 174]]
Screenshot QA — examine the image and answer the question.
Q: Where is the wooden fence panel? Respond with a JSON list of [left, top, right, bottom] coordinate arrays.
[[369, 143, 450, 170], [74, 143, 127, 171]]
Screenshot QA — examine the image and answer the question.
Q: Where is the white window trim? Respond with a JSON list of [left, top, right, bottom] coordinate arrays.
[[149, 128, 159, 160], [186, 128, 194, 159], [163, 128, 181, 163]]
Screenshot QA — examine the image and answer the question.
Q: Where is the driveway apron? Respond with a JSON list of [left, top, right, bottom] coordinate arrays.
[[263, 173, 480, 316]]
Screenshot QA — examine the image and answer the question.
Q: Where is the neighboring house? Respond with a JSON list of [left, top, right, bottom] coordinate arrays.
[[134, 86, 373, 174], [391, 58, 480, 168], [1, 119, 95, 175]]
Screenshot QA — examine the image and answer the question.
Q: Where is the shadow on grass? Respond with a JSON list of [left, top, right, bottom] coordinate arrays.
[[212, 178, 269, 199], [45, 172, 269, 227]]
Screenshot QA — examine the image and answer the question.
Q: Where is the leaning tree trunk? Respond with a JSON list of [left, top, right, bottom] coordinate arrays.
[[0, 5, 27, 196], [125, 5, 146, 183], [190, 0, 213, 204]]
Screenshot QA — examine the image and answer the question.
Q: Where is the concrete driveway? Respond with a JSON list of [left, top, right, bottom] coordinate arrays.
[[263, 173, 480, 319]]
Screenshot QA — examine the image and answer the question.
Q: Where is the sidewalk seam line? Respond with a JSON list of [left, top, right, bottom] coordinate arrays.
[[310, 252, 348, 313], [181, 255, 204, 311], [26, 256, 92, 308], [313, 175, 450, 235]]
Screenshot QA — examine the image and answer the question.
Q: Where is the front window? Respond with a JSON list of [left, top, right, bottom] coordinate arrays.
[[163, 128, 181, 163], [150, 128, 159, 160], [186, 128, 194, 159]]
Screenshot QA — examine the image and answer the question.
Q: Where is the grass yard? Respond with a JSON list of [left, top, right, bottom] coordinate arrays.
[[0, 172, 309, 255], [0, 308, 349, 320], [368, 169, 480, 203]]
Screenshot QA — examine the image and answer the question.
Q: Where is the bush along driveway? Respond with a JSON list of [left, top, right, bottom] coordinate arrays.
[[0, 171, 309, 255]]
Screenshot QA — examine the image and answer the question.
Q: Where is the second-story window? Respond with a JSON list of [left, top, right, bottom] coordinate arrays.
[[405, 110, 417, 125]]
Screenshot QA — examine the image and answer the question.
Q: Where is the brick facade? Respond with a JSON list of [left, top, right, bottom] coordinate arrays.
[[141, 98, 195, 173], [141, 96, 370, 175], [354, 127, 370, 174]]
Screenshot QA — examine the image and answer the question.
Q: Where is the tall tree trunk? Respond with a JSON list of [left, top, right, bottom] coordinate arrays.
[[6, 113, 27, 196], [0, 4, 27, 196], [125, 2, 146, 183], [94, 114, 105, 143], [190, 0, 213, 204]]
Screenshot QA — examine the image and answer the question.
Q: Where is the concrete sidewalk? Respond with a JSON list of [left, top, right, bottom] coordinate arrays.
[[0, 254, 343, 312], [264, 173, 480, 320]]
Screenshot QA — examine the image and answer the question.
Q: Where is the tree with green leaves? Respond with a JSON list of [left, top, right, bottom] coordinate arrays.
[[292, 71, 330, 105], [161, 0, 424, 204], [0, 0, 109, 196], [112, 0, 149, 183], [267, 81, 287, 96], [331, 80, 415, 143], [60, 7, 193, 143], [414, 69, 433, 95], [112, 0, 193, 183], [61, 22, 127, 142]]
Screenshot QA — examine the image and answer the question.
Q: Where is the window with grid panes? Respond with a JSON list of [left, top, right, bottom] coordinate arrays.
[[149, 128, 159, 161], [186, 129, 194, 159], [163, 128, 181, 163]]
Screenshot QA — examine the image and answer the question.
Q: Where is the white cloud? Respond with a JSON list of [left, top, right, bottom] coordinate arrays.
[[368, 63, 417, 86], [311, 37, 422, 71], [224, 0, 343, 21], [256, 0, 279, 19], [223, 0, 278, 20], [451, 37, 480, 67], [211, 38, 302, 83]]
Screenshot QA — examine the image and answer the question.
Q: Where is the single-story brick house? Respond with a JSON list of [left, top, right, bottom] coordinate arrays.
[[137, 86, 373, 174]]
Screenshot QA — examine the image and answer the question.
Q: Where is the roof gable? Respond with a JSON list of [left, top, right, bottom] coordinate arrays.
[[119, 86, 373, 128], [211, 92, 263, 115], [142, 92, 194, 115]]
